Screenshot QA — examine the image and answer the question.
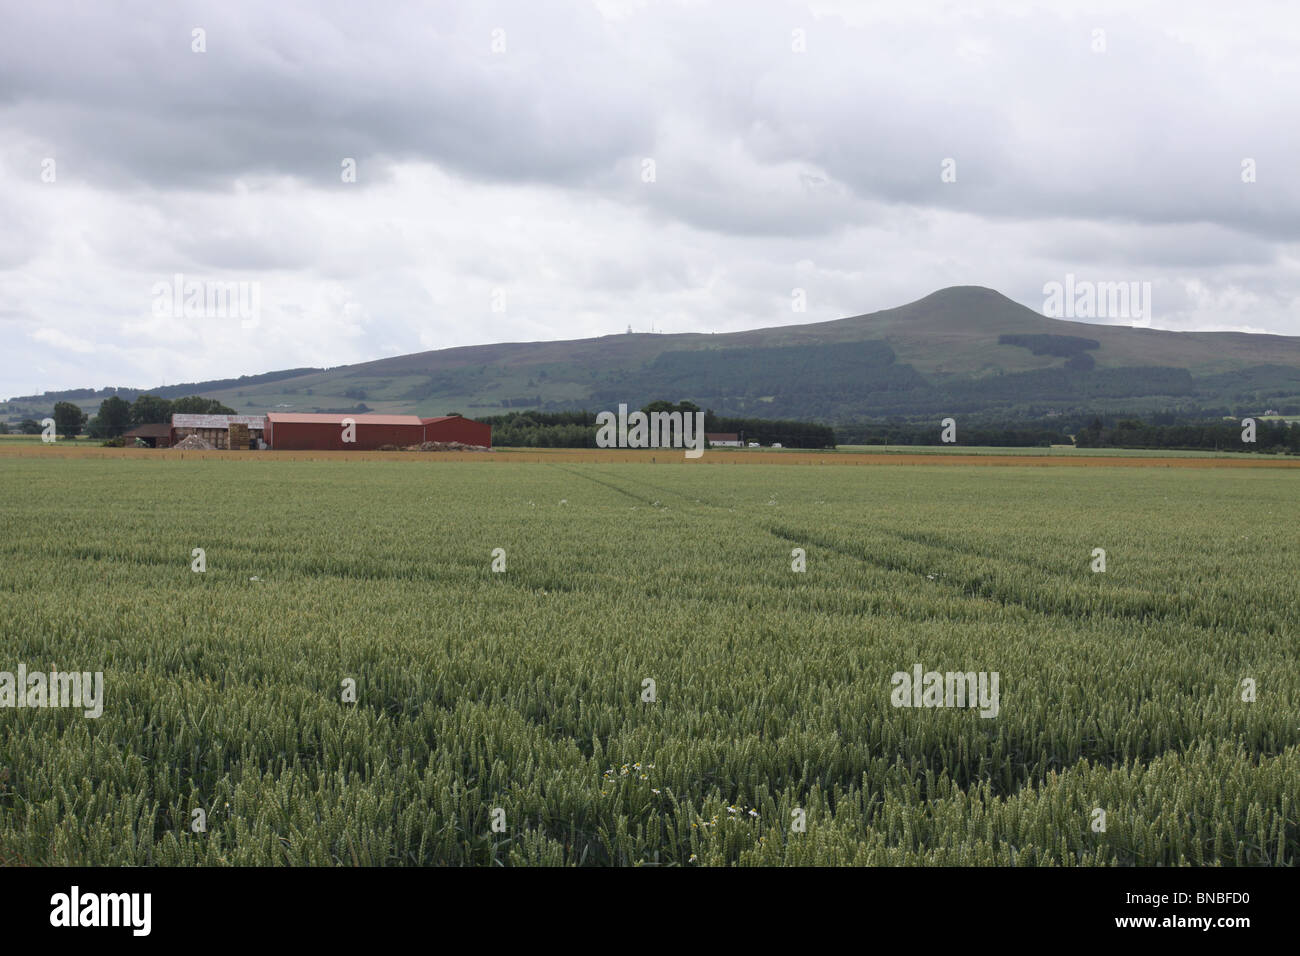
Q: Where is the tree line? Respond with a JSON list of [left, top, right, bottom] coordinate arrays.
[[1075, 417, 1300, 453], [835, 422, 1067, 446], [476, 407, 1300, 452], [481, 403, 836, 448], [8, 394, 236, 440]]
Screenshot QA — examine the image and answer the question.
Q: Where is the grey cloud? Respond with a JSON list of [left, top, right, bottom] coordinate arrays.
[[0, 1, 655, 190]]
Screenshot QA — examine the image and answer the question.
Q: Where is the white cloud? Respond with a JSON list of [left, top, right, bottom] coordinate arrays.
[[30, 328, 95, 353]]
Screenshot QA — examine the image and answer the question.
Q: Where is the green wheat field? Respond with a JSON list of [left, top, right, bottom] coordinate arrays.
[[0, 455, 1296, 865]]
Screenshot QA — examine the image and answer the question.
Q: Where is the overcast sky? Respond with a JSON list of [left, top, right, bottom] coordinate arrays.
[[2, 0, 1298, 396]]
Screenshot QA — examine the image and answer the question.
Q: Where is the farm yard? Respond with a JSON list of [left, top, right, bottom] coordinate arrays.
[[0, 450, 1296, 866]]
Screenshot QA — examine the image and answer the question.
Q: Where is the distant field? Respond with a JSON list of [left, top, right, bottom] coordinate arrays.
[[0, 434, 98, 444], [4, 435, 1295, 464], [836, 444, 1264, 459], [0, 453, 1295, 865], [3, 443, 1299, 469], [0, 434, 51, 444]]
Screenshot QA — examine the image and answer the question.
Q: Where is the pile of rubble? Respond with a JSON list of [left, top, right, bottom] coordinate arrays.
[[400, 441, 492, 452], [173, 434, 215, 450]]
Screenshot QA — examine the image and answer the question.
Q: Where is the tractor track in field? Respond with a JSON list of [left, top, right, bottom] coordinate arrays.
[[764, 523, 1264, 638]]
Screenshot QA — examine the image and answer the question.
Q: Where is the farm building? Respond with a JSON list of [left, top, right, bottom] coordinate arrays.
[[264, 413, 426, 450], [172, 414, 267, 450], [122, 423, 172, 448], [706, 432, 743, 447], [421, 415, 491, 447]]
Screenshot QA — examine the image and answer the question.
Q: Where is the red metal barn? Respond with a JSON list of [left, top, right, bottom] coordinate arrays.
[[264, 413, 425, 450], [421, 416, 492, 447]]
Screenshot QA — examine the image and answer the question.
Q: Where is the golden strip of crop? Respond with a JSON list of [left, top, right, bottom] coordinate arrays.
[[3, 444, 1298, 468]]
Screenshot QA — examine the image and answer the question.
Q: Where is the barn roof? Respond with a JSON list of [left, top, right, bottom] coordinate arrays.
[[123, 423, 173, 438], [266, 413, 424, 425], [172, 414, 267, 428], [421, 415, 478, 425]]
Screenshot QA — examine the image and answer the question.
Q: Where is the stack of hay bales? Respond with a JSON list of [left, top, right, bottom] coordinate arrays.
[[228, 422, 250, 450]]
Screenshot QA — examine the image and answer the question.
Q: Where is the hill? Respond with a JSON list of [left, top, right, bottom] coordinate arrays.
[[7, 287, 1300, 424]]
